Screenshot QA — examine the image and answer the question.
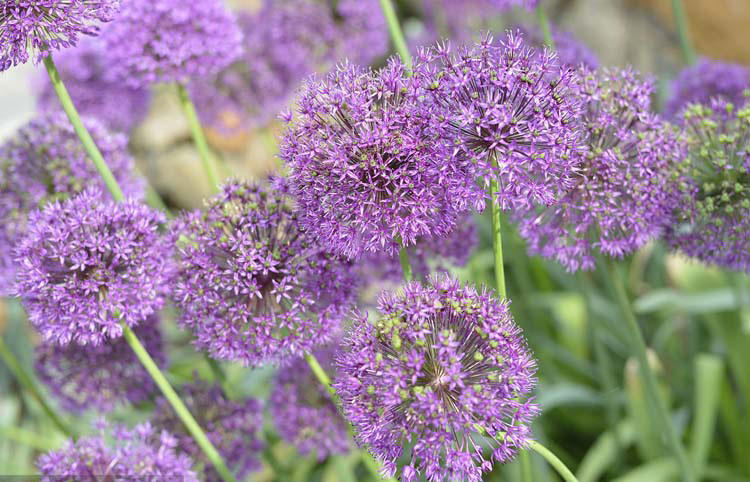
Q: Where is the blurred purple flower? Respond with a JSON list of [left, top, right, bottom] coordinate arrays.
[[331, 0, 388, 66], [514, 24, 599, 69], [334, 275, 539, 481]]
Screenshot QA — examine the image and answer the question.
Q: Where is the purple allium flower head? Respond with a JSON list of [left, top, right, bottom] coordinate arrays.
[[0, 0, 120, 71], [281, 59, 482, 258], [515, 68, 686, 272], [37, 422, 197, 480], [665, 99, 750, 272], [152, 381, 264, 482], [14, 188, 173, 346], [102, 0, 243, 87], [432, 32, 582, 211], [331, 0, 388, 66], [172, 179, 357, 365], [514, 24, 599, 69], [334, 275, 539, 481], [0, 113, 143, 295], [271, 346, 350, 460], [488, 0, 539, 9], [36, 37, 151, 132], [664, 59, 750, 120], [191, 1, 334, 134], [35, 317, 165, 414]]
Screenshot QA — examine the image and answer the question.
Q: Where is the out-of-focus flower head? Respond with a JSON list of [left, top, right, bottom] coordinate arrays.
[[0, 0, 120, 71], [102, 0, 243, 87], [664, 59, 750, 120], [271, 346, 350, 460], [515, 68, 686, 271], [666, 99, 750, 272], [152, 381, 264, 482], [0, 113, 143, 295], [514, 24, 598, 69], [281, 59, 482, 258], [35, 317, 165, 413], [334, 275, 539, 481], [172, 179, 357, 365], [14, 188, 172, 346], [330, 0, 388, 66], [36, 37, 151, 132], [37, 422, 197, 480]]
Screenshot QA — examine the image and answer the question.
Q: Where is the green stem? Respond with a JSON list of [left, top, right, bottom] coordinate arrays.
[[603, 258, 695, 482], [527, 440, 578, 482], [0, 336, 73, 437], [122, 324, 237, 482], [378, 0, 412, 69], [176, 83, 222, 190], [536, 2, 556, 49], [489, 180, 507, 299], [671, 0, 696, 64], [398, 246, 414, 282], [43, 56, 125, 202]]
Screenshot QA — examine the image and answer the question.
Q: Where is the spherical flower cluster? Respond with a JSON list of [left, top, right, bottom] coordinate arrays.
[[361, 214, 478, 283], [281, 59, 482, 258], [14, 188, 173, 346], [271, 346, 350, 460], [152, 381, 263, 482], [334, 275, 539, 481], [665, 100, 750, 272], [432, 32, 582, 211], [37, 422, 197, 480], [35, 318, 165, 413], [172, 179, 357, 365], [515, 25, 599, 69], [0, 0, 120, 71], [191, 2, 334, 134], [36, 37, 151, 132], [331, 0, 388, 66], [0, 113, 143, 294], [515, 68, 686, 271], [663, 59, 750, 120], [102, 0, 243, 87]]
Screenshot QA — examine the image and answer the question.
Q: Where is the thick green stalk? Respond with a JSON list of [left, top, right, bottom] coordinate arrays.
[[671, 0, 696, 64], [176, 83, 222, 190], [0, 336, 73, 437], [399, 246, 414, 282], [536, 2, 556, 49], [489, 182, 507, 298], [43, 56, 125, 202], [603, 258, 695, 482], [122, 325, 237, 482], [378, 0, 412, 69], [527, 441, 578, 482]]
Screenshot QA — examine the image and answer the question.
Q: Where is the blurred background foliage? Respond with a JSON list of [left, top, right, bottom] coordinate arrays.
[[1, 0, 750, 480]]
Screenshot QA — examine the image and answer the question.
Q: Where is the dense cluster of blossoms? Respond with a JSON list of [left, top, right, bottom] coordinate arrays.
[[38, 422, 197, 480], [515, 68, 685, 271], [270, 346, 350, 460], [514, 25, 599, 69], [663, 59, 750, 121], [666, 100, 750, 272], [0, 113, 142, 294], [152, 381, 264, 481], [36, 37, 151, 132], [192, 1, 334, 134], [35, 318, 165, 413], [431, 33, 583, 211], [0, 0, 120, 71], [14, 188, 173, 346], [172, 179, 357, 365], [281, 59, 482, 258], [334, 275, 538, 481], [102, 0, 243, 87]]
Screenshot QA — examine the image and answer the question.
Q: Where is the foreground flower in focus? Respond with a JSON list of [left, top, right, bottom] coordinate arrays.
[[0, 113, 143, 294], [432, 32, 582, 211], [172, 179, 357, 365], [103, 0, 243, 87], [666, 100, 750, 273], [334, 275, 538, 481], [38, 422, 197, 480], [281, 60, 481, 258], [35, 318, 165, 413], [0, 0, 120, 71], [152, 381, 263, 482], [271, 346, 350, 460], [14, 188, 173, 346], [515, 68, 685, 271]]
